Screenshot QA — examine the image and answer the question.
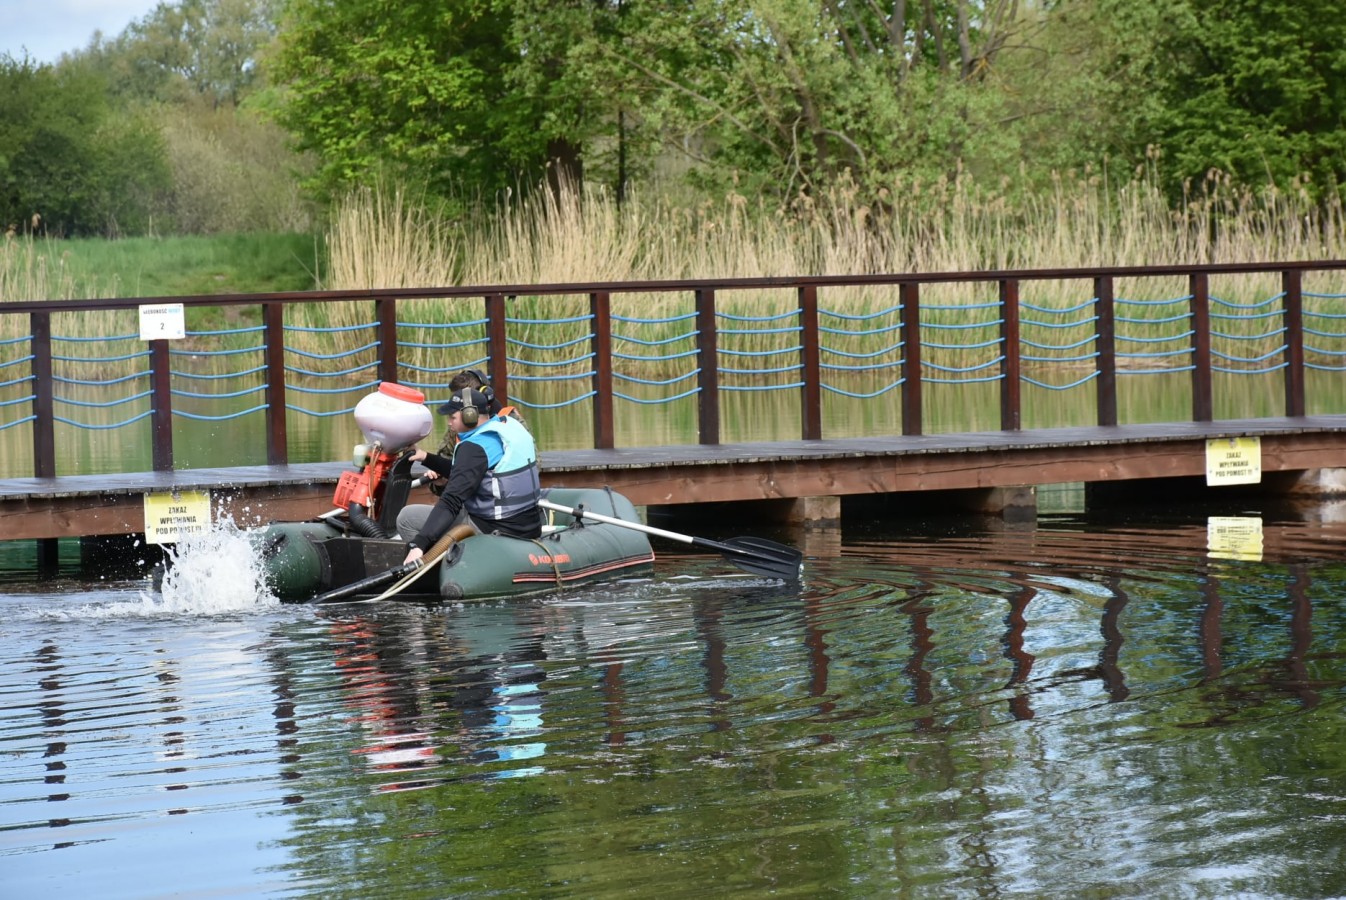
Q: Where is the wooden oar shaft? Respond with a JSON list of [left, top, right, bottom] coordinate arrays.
[[538, 499, 694, 545], [537, 498, 802, 581], [364, 523, 476, 603]]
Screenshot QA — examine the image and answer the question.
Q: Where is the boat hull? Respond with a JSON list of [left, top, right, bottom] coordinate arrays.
[[255, 487, 656, 602]]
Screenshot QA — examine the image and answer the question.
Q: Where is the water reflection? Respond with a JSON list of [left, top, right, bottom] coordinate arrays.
[[3, 515, 1346, 897]]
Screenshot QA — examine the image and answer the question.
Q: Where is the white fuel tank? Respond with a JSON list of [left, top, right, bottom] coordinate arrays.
[[353, 382, 433, 452]]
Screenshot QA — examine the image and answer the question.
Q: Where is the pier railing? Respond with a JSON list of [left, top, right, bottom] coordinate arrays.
[[2, 261, 1346, 478]]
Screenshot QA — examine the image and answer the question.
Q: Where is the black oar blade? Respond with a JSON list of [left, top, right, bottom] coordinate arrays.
[[304, 562, 417, 605], [704, 536, 804, 580]]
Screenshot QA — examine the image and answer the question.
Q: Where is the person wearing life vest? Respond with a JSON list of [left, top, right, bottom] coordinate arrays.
[[400, 386, 543, 565], [419, 368, 528, 495]]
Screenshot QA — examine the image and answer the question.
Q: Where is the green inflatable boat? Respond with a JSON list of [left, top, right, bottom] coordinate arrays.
[[255, 486, 656, 603], [232, 383, 797, 604]]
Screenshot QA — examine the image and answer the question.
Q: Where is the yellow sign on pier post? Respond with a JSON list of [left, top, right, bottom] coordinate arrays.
[[1205, 436, 1262, 486], [143, 491, 212, 544]]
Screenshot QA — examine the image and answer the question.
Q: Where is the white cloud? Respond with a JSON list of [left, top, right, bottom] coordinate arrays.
[[1, 0, 163, 65]]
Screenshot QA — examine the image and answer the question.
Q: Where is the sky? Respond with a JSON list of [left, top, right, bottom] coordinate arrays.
[[2, 0, 163, 65]]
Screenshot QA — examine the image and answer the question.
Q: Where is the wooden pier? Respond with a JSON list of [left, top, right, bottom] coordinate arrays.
[[4, 416, 1345, 541], [5, 261, 1346, 546]]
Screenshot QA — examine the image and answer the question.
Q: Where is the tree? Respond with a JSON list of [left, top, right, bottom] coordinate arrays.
[[267, 0, 1346, 216], [108, 0, 279, 107], [601, 0, 1037, 201], [0, 55, 171, 237], [271, 0, 625, 202], [1106, 0, 1346, 201]]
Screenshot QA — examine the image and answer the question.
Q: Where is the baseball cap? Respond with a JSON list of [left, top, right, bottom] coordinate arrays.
[[437, 388, 492, 416]]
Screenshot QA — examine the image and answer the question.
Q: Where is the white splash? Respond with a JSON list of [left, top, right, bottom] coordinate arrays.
[[142, 517, 281, 615]]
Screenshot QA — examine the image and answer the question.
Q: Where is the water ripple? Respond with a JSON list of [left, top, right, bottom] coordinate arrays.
[[3, 517, 1346, 897]]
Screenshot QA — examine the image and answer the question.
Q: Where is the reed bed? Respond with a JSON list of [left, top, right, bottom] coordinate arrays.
[[4, 169, 1345, 443], [0, 240, 143, 421], [306, 169, 1346, 392]]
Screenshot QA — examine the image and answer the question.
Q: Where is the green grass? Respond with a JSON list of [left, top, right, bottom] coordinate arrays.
[[73, 232, 323, 297], [2, 232, 323, 302]]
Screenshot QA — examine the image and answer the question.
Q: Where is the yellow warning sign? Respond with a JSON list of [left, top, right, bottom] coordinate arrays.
[[143, 490, 212, 544], [1205, 436, 1261, 486], [1207, 516, 1263, 561]]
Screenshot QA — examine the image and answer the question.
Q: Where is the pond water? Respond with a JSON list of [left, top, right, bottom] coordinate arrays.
[[3, 501, 1345, 898]]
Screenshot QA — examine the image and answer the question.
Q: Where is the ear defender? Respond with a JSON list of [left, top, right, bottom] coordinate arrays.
[[458, 388, 480, 427], [464, 368, 495, 405]]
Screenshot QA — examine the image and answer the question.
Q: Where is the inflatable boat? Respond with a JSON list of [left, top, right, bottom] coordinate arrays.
[[230, 382, 798, 603], [249, 383, 655, 603], [256, 484, 656, 603]]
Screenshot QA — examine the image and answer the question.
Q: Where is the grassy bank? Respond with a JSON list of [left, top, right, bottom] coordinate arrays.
[[0, 232, 321, 303]]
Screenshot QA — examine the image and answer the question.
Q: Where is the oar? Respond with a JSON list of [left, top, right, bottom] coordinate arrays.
[[361, 524, 477, 603], [303, 524, 474, 604], [537, 498, 803, 580]]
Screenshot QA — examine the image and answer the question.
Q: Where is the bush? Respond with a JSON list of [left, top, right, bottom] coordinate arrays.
[[0, 55, 172, 237]]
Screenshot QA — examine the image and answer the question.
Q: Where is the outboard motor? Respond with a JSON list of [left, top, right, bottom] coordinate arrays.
[[331, 382, 433, 535]]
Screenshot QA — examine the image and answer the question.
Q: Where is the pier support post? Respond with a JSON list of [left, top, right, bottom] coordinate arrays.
[[1278, 468, 1346, 498], [960, 486, 1037, 523], [797, 527, 842, 558], [784, 495, 841, 529], [36, 539, 59, 578]]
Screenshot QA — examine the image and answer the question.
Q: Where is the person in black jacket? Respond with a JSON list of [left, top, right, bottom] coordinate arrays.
[[418, 369, 528, 493], [399, 386, 543, 565]]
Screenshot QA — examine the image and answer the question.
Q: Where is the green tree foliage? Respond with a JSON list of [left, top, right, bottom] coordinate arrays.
[[577, 0, 1042, 200], [1103, 0, 1346, 201], [78, 0, 280, 107], [270, 0, 1043, 205], [0, 56, 171, 237], [0, 1, 309, 237], [272, 0, 523, 201], [499, 0, 643, 197], [270, 0, 646, 203]]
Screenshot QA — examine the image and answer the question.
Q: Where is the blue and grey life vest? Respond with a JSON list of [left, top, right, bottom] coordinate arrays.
[[454, 415, 541, 522]]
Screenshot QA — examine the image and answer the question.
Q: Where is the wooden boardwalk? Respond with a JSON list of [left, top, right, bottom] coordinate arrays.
[[4, 415, 1346, 541]]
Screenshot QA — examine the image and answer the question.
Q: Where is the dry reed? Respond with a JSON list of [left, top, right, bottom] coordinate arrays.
[[310, 168, 1346, 383]]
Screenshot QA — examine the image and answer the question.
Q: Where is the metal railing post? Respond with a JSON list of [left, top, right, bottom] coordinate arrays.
[[30, 312, 55, 478], [263, 301, 288, 465], [1190, 272, 1213, 422], [799, 284, 821, 440], [485, 293, 509, 402], [1282, 269, 1305, 417], [999, 278, 1021, 431], [1094, 276, 1117, 427], [900, 283, 922, 436], [591, 291, 615, 448], [376, 296, 399, 386], [150, 339, 174, 471], [695, 288, 720, 445]]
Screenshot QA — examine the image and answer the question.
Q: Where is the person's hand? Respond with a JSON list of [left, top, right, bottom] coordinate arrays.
[[403, 546, 424, 566], [421, 468, 440, 480], [409, 449, 428, 464]]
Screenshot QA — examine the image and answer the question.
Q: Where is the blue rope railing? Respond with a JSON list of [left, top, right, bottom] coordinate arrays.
[[2, 278, 1344, 448], [818, 305, 905, 405]]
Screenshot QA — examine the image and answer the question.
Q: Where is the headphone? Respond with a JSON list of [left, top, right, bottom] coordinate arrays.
[[456, 387, 480, 428], [461, 368, 495, 407]]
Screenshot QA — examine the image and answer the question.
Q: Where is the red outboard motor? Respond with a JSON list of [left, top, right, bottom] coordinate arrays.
[[332, 383, 433, 535]]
